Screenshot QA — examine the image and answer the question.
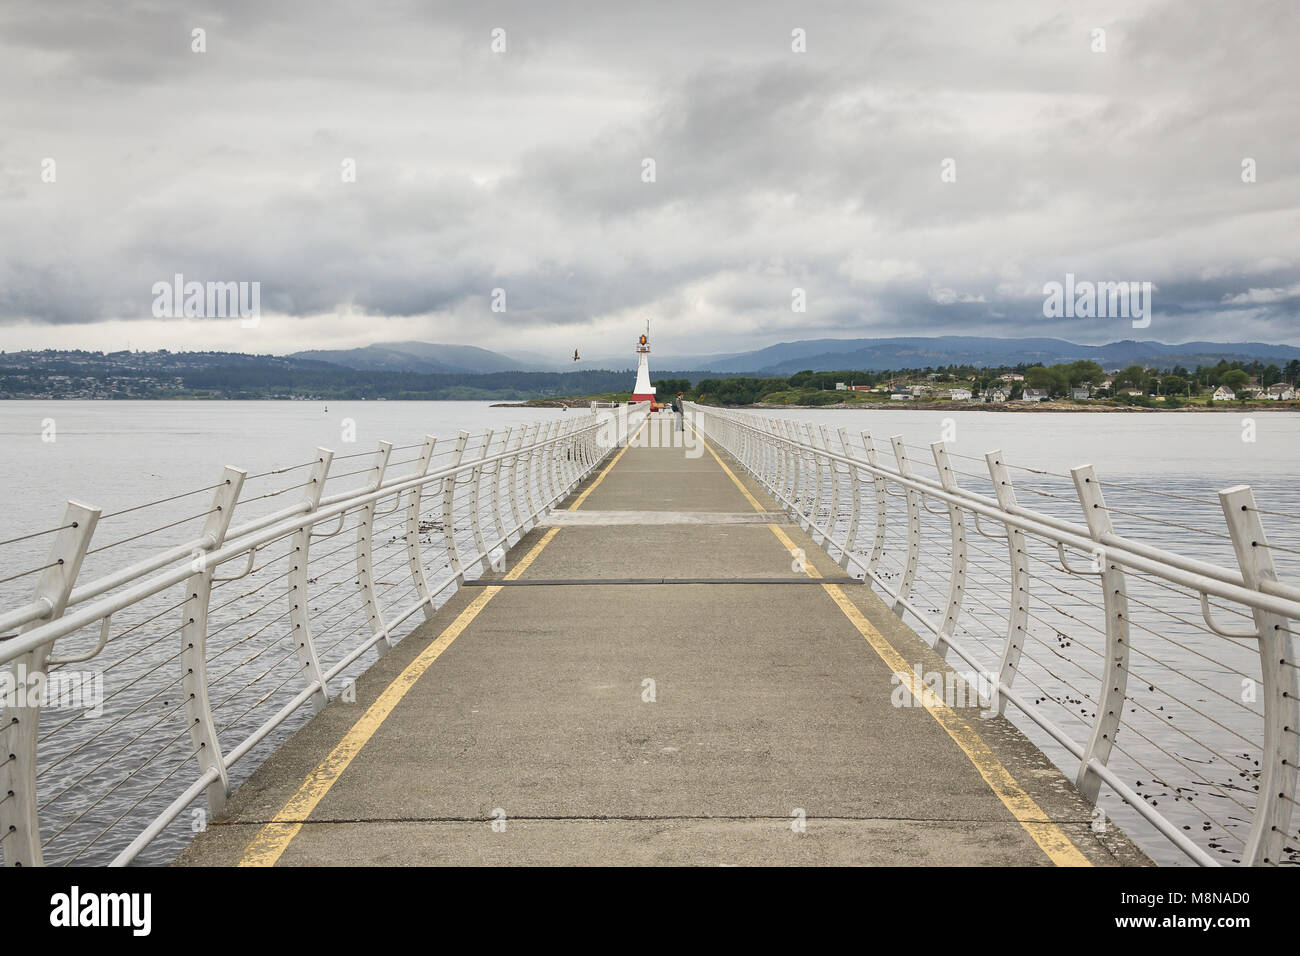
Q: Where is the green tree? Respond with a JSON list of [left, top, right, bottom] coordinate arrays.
[[1160, 374, 1188, 396], [1064, 360, 1106, 387], [1113, 365, 1148, 392], [1024, 365, 1069, 397], [652, 378, 691, 398], [1220, 368, 1250, 392]]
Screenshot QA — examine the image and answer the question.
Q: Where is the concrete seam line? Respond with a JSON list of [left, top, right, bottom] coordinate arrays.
[[236, 525, 563, 867], [693, 423, 1091, 867], [461, 576, 862, 586]]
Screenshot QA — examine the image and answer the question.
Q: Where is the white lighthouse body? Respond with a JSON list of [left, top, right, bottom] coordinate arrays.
[[631, 332, 656, 404]]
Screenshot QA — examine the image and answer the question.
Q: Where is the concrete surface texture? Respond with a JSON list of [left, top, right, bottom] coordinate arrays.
[[177, 414, 1149, 866]]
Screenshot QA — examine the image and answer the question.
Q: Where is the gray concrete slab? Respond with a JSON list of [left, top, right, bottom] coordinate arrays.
[[175, 432, 1151, 867]]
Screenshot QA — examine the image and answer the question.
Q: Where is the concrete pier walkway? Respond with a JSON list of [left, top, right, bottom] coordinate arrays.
[[178, 415, 1148, 866]]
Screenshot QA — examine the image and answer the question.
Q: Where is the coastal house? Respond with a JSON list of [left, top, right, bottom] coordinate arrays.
[[835, 382, 847, 390], [889, 392, 913, 401], [1267, 383, 1296, 400], [985, 388, 1009, 403], [1213, 386, 1235, 401], [949, 388, 972, 401], [999, 372, 1025, 383], [1019, 388, 1048, 402], [1070, 386, 1091, 399]]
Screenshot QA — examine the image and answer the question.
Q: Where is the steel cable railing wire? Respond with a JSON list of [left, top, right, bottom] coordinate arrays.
[[0, 408, 639, 866], [691, 404, 1298, 867]]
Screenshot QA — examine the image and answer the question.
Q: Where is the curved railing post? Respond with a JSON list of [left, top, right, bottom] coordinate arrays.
[[785, 421, 804, 523], [1070, 464, 1130, 802], [799, 423, 818, 524], [289, 448, 333, 712], [532, 422, 552, 512], [860, 432, 888, 575], [405, 436, 437, 621], [0, 501, 99, 867], [521, 423, 542, 528], [548, 421, 565, 498], [567, 419, 581, 479], [555, 420, 571, 499], [182, 466, 245, 815], [1220, 484, 1300, 866], [817, 425, 838, 549], [838, 428, 863, 576], [758, 417, 778, 497], [767, 417, 782, 495], [357, 441, 393, 654], [443, 431, 469, 586], [504, 427, 525, 537], [930, 441, 967, 661], [489, 426, 512, 557], [985, 450, 1029, 716], [780, 420, 798, 508], [889, 436, 921, 618], [557, 420, 576, 494], [468, 430, 493, 573]]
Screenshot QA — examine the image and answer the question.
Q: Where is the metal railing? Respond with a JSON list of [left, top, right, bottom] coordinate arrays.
[[690, 403, 1300, 867], [0, 405, 647, 866]]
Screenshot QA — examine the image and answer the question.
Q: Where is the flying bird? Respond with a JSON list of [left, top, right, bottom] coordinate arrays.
[[573, 349, 580, 361]]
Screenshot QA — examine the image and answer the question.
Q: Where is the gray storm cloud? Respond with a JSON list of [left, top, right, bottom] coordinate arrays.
[[0, 0, 1296, 357]]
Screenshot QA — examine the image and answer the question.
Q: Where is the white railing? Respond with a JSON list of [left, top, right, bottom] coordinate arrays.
[[690, 403, 1300, 867], [0, 405, 647, 866]]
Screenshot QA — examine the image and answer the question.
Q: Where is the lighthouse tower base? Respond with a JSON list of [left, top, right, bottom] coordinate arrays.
[[632, 350, 656, 405]]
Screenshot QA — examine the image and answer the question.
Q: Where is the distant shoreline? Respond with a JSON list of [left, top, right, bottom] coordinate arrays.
[[497, 398, 1300, 413], [743, 401, 1298, 413]]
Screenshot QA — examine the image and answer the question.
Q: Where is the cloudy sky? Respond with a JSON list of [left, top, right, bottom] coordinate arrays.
[[1, 0, 1297, 362]]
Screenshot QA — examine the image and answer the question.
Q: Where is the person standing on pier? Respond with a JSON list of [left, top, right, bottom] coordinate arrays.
[[675, 392, 684, 431]]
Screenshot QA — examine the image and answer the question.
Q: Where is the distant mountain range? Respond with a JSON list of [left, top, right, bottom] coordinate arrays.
[[290, 341, 542, 374], [671, 336, 1300, 375], [289, 336, 1300, 376]]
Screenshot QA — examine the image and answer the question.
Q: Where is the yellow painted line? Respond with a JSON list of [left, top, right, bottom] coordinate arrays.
[[692, 423, 1090, 867], [568, 417, 648, 511], [238, 526, 562, 867]]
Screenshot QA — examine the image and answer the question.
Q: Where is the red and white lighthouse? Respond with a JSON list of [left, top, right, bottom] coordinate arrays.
[[631, 324, 656, 404]]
